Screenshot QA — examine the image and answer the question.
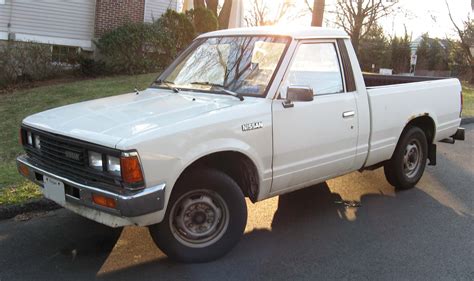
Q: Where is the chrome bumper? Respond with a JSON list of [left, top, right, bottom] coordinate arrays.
[[16, 155, 165, 217], [440, 127, 466, 144]]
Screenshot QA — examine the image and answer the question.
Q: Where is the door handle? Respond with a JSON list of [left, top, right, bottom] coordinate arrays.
[[342, 111, 355, 118]]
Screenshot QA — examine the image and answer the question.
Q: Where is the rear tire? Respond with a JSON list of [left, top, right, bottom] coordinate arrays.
[[149, 168, 247, 263], [384, 126, 428, 190]]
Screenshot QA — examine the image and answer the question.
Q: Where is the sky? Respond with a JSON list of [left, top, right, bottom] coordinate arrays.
[[242, 0, 473, 40], [377, 0, 472, 39]]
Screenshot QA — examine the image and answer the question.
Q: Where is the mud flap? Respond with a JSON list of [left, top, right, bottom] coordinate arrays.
[[428, 143, 436, 166], [453, 127, 465, 141]]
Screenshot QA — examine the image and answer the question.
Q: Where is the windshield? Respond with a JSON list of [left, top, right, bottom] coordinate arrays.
[[156, 36, 289, 97]]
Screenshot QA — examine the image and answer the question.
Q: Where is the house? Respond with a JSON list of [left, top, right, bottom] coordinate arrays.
[[410, 36, 448, 57], [0, 0, 178, 62], [410, 36, 451, 77]]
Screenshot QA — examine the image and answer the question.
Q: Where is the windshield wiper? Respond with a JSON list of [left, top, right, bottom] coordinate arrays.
[[155, 79, 179, 93], [190, 82, 244, 101]]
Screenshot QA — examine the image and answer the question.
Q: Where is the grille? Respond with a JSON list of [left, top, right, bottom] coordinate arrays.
[[24, 129, 121, 189], [36, 136, 86, 166]]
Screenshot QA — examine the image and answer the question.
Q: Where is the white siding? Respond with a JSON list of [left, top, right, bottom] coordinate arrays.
[[0, 0, 10, 33], [144, 0, 177, 23], [0, 0, 95, 48]]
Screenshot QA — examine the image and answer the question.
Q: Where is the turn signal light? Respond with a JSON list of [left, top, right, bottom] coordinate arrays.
[[120, 155, 144, 185], [92, 194, 117, 209], [18, 163, 29, 177]]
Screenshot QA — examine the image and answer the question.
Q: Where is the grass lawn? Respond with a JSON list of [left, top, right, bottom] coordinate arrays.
[[0, 73, 158, 206], [462, 83, 474, 117]]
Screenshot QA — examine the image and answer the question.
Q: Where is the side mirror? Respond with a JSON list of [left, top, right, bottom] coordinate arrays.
[[283, 86, 314, 108]]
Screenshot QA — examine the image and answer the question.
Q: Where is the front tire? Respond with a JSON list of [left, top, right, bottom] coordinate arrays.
[[384, 126, 428, 190], [149, 168, 247, 263]]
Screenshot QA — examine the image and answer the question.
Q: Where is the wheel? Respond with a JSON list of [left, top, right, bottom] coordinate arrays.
[[148, 168, 247, 263], [384, 126, 428, 190]]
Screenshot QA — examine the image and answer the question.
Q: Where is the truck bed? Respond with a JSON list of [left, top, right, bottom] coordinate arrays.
[[363, 74, 447, 88], [363, 77, 462, 167]]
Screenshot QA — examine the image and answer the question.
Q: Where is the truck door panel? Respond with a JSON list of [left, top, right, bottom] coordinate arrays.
[[271, 41, 358, 192]]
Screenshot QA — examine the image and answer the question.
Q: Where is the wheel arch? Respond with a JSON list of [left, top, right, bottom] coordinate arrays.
[[403, 114, 436, 144], [174, 151, 261, 203], [391, 114, 437, 165]]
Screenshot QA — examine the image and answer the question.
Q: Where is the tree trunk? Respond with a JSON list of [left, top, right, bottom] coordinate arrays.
[[470, 64, 474, 85], [194, 0, 206, 9], [351, 17, 364, 57], [311, 0, 325, 27], [206, 0, 218, 16], [218, 0, 233, 29], [351, 32, 360, 57], [194, 0, 205, 8]]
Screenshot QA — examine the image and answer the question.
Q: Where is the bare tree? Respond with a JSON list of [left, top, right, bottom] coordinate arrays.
[[192, 0, 233, 29], [245, 0, 299, 26], [334, 0, 398, 55], [194, 0, 206, 7], [218, 0, 233, 29], [446, 0, 474, 83], [206, 0, 218, 16], [305, 0, 325, 27], [245, 0, 272, 26]]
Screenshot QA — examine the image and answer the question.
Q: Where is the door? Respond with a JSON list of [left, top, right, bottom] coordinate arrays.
[[271, 41, 358, 193]]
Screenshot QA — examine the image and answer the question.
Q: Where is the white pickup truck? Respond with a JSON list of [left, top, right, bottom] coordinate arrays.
[[17, 27, 465, 262]]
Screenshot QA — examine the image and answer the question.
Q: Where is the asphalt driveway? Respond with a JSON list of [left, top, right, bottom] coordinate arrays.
[[1, 124, 473, 281]]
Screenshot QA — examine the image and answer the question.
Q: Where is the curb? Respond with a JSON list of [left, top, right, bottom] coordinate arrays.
[[0, 199, 60, 220], [461, 117, 474, 125]]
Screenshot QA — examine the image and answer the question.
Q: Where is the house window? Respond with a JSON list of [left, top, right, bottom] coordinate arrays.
[[52, 45, 79, 64]]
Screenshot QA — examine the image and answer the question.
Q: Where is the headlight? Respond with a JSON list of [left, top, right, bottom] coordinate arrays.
[[88, 151, 103, 171], [87, 150, 144, 189], [107, 156, 121, 176], [27, 131, 33, 146], [34, 135, 41, 149]]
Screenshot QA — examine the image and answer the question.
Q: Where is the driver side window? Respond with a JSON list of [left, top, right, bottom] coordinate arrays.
[[285, 43, 344, 96]]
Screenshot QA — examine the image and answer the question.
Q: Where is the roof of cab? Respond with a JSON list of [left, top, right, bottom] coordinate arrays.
[[197, 26, 349, 40]]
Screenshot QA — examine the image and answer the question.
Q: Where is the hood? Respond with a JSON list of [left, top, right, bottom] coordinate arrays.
[[23, 88, 240, 148]]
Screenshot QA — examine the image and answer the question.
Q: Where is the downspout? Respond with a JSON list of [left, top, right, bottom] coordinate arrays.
[[89, 0, 97, 53], [143, 0, 148, 22], [7, 0, 13, 39]]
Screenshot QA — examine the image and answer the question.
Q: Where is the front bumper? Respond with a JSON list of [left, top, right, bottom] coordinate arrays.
[[16, 155, 165, 218]]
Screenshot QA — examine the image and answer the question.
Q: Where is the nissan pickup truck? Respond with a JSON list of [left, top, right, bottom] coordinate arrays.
[[17, 26, 465, 262]]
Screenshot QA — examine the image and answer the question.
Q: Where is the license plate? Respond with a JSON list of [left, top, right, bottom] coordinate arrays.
[[43, 176, 66, 205]]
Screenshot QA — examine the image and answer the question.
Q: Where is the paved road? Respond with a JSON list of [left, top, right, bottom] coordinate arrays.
[[1, 124, 473, 281]]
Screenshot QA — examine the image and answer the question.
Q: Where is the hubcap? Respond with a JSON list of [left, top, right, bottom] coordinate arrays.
[[169, 189, 229, 248], [403, 139, 422, 178]]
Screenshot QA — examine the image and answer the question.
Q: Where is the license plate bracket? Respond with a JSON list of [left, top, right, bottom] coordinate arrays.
[[43, 176, 66, 205]]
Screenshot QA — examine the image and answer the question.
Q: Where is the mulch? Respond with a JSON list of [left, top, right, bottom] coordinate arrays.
[[0, 199, 60, 220]]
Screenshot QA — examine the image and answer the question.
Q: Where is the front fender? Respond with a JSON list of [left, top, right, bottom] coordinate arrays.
[[115, 98, 273, 225]]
